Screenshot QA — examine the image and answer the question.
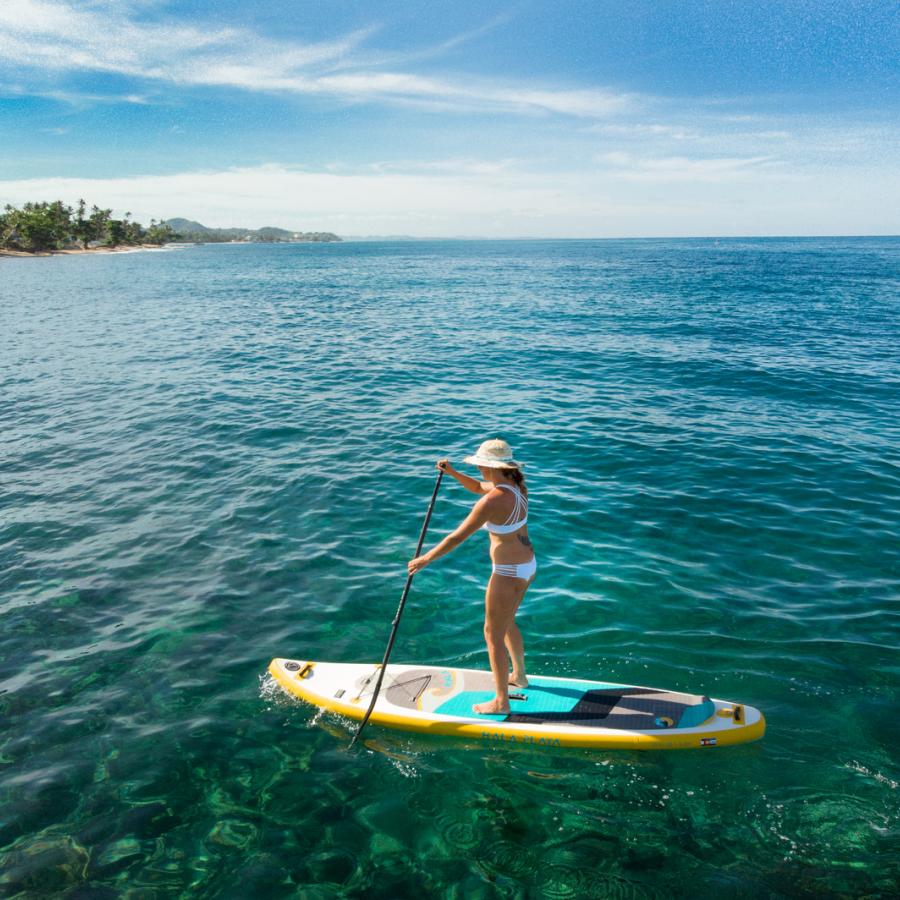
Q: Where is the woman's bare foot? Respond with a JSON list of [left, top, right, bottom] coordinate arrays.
[[473, 698, 510, 715], [510, 674, 529, 688]]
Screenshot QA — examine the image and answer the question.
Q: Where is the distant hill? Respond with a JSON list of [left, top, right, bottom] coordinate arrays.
[[164, 218, 341, 243]]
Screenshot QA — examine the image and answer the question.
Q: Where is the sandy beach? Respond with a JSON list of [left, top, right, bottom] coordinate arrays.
[[0, 244, 171, 258]]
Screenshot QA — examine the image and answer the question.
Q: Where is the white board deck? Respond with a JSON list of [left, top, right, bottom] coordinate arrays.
[[268, 658, 765, 750]]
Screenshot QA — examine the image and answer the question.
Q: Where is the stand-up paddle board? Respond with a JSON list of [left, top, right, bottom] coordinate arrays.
[[268, 659, 765, 750]]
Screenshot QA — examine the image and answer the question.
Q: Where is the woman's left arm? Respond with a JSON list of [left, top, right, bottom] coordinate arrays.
[[408, 496, 491, 575]]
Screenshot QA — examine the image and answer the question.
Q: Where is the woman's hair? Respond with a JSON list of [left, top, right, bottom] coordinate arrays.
[[506, 466, 527, 494]]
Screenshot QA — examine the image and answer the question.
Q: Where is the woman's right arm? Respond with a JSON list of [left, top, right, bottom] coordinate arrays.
[[408, 493, 492, 573], [438, 459, 488, 495]]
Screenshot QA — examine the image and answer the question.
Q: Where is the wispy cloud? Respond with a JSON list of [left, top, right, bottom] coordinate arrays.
[[351, 12, 514, 69], [368, 157, 526, 175], [589, 123, 701, 140], [0, 0, 369, 87], [596, 152, 779, 183], [0, 0, 632, 116], [1, 83, 152, 106], [587, 120, 793, 146]]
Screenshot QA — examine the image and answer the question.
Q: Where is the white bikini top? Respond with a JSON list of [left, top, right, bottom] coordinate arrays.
[[483, 484, 528, 534]]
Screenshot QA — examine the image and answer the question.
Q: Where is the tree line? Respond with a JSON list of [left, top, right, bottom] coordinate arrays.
[[0, 200, 176, 253]]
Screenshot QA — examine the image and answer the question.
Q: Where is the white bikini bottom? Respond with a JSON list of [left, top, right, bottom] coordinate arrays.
[[491, 556, 537, 581]]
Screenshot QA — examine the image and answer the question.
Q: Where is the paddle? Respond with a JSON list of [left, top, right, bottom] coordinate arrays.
[[349, 465, 445, 748]]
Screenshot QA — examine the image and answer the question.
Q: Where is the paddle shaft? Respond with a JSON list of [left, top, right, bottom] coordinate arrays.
[[349, 467, 444, 748]]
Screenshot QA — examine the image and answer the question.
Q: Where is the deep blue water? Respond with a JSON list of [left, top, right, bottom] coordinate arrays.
[[1, 238, 899, 897]]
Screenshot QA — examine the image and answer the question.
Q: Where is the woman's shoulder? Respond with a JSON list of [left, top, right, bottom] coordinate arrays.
[[481, 484, 520, 511]]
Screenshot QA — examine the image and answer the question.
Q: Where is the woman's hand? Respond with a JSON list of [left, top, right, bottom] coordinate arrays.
[[436, 458, 452, 474], [408, 555, 430, 575]]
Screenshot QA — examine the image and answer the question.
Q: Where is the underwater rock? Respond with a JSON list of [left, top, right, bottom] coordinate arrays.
[[0, 833, 90, 893]]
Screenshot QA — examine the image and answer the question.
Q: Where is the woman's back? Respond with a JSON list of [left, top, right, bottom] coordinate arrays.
[[483, 484, 528, 535]]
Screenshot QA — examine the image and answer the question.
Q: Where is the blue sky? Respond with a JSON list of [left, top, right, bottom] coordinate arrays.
[[0, 0, 897, 236]]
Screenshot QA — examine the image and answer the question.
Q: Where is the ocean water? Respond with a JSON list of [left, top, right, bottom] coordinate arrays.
[[1, 237, 898, 898]]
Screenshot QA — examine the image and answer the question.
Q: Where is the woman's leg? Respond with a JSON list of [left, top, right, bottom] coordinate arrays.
[[505, 622, 527, 688], [474, 574, 529, 714], [507, 572, 534, 686]]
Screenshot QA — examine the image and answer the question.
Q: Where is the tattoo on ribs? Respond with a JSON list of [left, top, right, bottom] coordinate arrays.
[[518, 534, 533, 549]]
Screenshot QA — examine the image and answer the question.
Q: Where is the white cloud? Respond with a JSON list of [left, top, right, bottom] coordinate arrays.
[[369, 158, 525, 175], [352, 12, 513, 68], [596, 152, 780, 183], [587, 121, 795, 147], [588, 123, 699, 140], [1, 84, 151, 105], [0, 0, 632, 117], [1, 162, 896, 237]]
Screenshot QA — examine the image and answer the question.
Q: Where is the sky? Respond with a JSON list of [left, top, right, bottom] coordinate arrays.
[[0, 0, 897, 237]]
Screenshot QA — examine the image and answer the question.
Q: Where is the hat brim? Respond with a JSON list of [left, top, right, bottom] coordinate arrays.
[[463, 454, 524, 470]]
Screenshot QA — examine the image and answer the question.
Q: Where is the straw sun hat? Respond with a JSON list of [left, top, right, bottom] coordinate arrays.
[[463, 438, 525, 470]]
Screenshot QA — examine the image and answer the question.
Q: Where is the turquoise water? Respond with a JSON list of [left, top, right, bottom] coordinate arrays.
[[1, 238, 898, 897]]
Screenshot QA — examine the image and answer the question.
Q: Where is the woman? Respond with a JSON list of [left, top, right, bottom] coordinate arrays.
[[408, 438, 536, 714]]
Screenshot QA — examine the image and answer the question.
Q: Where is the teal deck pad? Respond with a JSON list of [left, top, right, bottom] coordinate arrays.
[[434, 676, 623, 721], [677, 698, 715, 728]]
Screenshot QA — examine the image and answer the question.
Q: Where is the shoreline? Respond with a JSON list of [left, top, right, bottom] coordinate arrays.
[[0, 244, 171, 258]]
